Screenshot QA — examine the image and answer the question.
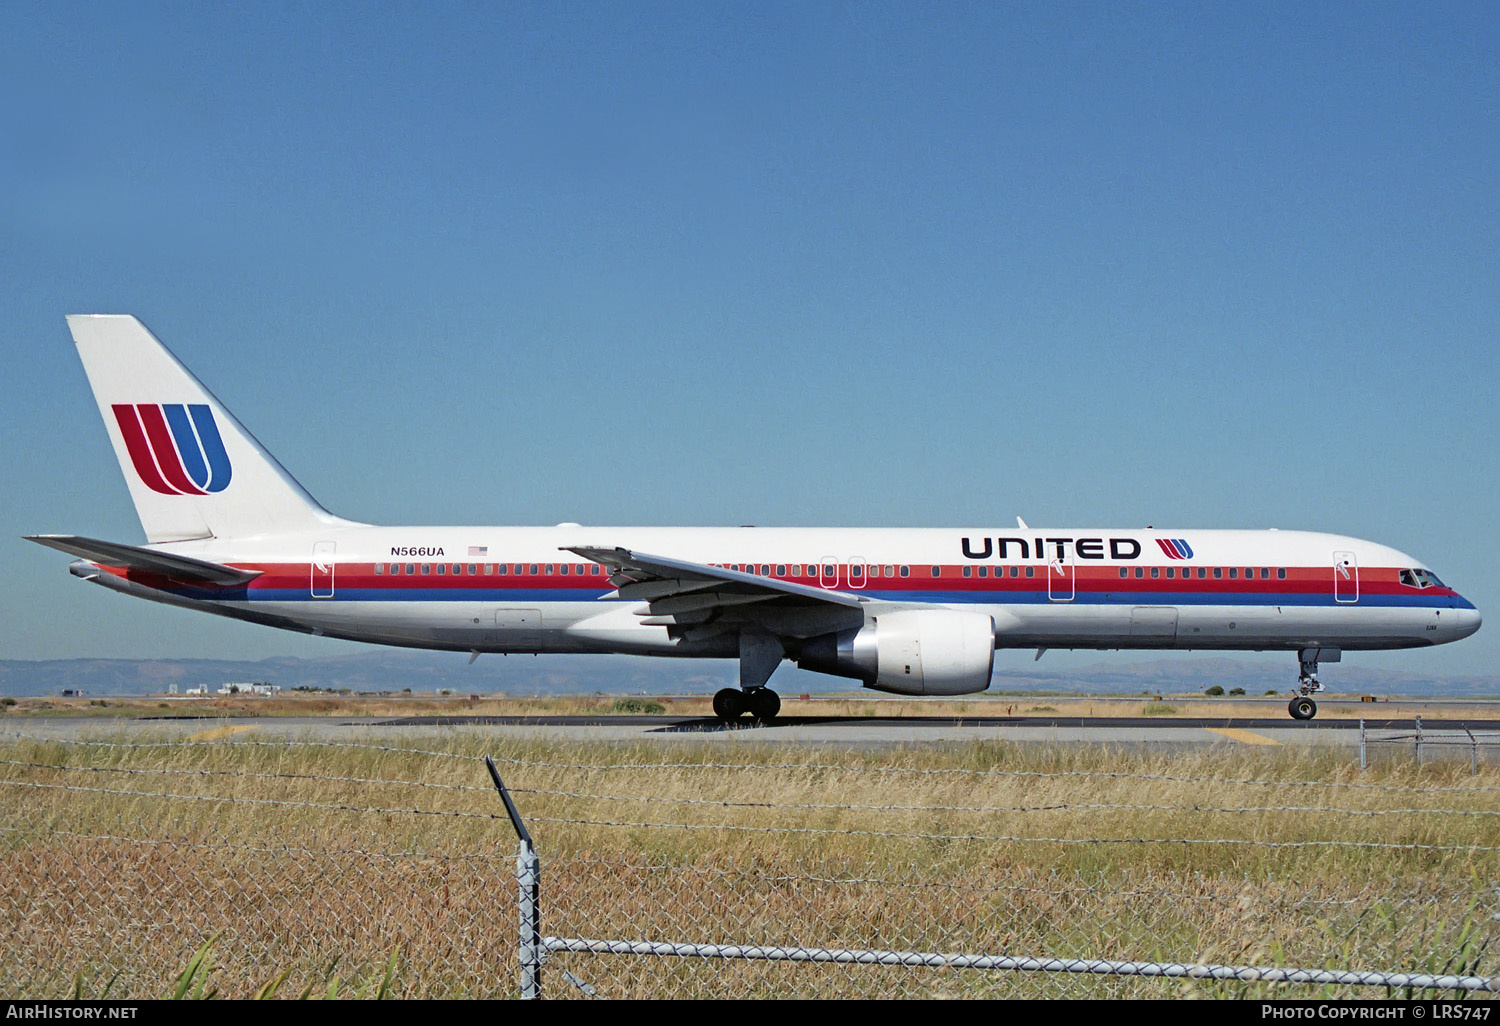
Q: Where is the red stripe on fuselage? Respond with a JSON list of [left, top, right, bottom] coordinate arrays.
[[179, 562, 1457, 603]]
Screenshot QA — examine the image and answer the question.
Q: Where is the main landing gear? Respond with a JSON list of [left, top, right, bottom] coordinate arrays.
[[715, 630, 785, 724], [1287, 648, 1337, 720], [713, 687, 781, 724]]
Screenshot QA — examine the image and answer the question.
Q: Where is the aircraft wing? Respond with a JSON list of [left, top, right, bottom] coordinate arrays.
[[564, 545, 865, 637], [26, 534, 262, 587]]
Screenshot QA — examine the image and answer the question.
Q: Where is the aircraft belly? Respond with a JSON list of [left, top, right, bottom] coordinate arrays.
[[211, 598, 701, 655], [997, 602, 1440, 651]]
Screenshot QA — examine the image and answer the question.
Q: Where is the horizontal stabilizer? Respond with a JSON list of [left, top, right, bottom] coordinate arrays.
[[25, 535, 262, 586]]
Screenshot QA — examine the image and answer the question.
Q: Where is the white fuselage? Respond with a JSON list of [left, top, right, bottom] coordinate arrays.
[[78, 525, 1481, 666]]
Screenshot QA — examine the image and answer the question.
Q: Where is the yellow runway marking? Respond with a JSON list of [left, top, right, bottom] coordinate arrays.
[[1205, 727, 1281, 747], [186, 724, 258, 742]]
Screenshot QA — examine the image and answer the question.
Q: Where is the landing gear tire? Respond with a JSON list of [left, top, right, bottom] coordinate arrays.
[[1288, 696, 1317, 721], [747, 688, 781, 723], [712, 688, 745, 722]]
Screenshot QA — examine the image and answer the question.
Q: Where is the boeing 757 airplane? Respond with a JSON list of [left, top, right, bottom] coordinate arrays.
[[29, 316, 1481, 721]]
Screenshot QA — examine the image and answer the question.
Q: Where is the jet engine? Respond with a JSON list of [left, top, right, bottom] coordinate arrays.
[[796, 609, 996, 695]]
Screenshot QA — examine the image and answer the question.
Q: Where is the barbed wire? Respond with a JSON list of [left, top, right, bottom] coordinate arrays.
[[5, 731, 1497, 794], [482, 754, 1500, 794], [9, 755, 1495, 821], [0, 778, 507, 821], [5, 825, 509, 862], [0, 731, 475, 761], [505, 783, 1500, 819], [0, 757, 489, 794], [519, 811, 1500, 851]]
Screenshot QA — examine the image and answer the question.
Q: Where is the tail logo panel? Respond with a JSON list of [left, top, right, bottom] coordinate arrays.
[[112, 404, 233, 495]]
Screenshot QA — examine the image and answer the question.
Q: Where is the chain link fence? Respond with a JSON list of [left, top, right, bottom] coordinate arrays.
[[2, 728, 1498, 998]]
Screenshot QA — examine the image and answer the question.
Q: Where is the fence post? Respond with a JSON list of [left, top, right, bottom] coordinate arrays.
[[486, 755, 542, 999], [517, 840, 541, 999], [1415, 715, 1424, 766], [1467, 728, 1478, 776], [1359, 719, 1367, 771]]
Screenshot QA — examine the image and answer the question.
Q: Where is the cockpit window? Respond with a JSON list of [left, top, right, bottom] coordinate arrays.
[[1400, 570, 1418, 587], [1402, 569, 1447, 589]]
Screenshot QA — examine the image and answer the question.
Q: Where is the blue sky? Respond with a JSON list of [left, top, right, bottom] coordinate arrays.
[[2, 2, 1497, 682]]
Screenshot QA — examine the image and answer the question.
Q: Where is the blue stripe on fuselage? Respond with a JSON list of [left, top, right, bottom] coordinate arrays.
[[151, 585, 1460, 610]]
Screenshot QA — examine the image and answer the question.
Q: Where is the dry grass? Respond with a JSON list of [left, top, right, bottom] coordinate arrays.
[[1, 732, 1497, 998]]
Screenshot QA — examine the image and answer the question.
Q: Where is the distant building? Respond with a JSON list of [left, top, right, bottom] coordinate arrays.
[[61, 689, 83, 697], [214, 682, 281, 696]]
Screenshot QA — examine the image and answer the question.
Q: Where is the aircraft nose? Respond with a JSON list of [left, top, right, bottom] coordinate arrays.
[[1452, 604, 1482, 640]]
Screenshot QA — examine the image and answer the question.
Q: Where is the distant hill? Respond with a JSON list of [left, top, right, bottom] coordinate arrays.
[[0, 651, 1493, 699]]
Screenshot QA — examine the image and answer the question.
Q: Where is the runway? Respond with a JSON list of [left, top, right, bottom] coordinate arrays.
[[9, 707, 1499, 757]]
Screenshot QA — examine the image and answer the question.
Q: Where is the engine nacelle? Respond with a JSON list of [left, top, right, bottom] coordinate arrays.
[[797, 609, 996, 695]]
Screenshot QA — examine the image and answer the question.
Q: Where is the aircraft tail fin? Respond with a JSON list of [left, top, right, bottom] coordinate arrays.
[[65, 315, 356, 543]]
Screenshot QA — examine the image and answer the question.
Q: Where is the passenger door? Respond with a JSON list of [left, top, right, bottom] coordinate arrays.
[[1047, 550, 1074, 602], [311, 542, 335, 599], [1333, 551, 1359, 604]]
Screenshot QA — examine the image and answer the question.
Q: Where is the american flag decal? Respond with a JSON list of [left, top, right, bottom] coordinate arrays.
[[468, 546, 488, 558]]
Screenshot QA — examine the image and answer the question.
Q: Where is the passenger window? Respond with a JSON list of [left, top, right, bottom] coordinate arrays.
[[1026, 566, 1035, 578], [529, 564, 538, 575], [1151, 567, 1159, 579], [978, 566, 988, 578], [422, 564, 431, 575], [591, 565, 601, 575], [1135, 567, 1144, 578], [962, 566, 972, 578], [545, 564, 554, 575], [930, 566, 941, 577], [1261, 568, 1269, 579], [1228, 568, 1238, 579], [560, 565, 570, 575], [1010, 566, 1019, 578], [1165, 567, 1174, 579], [900, 566, 910, 577], [851, 565, 864, 578], [406, 564, 415, 575], [1213, 567, 1222, 579], [437, 564, 447, 575], [825, 565, 836, 577], [1119, 568, 1128, 578], [1198, 568, 1206, 579], [776, 564, 786, 576], [374, 563, 384, 575], [1277, 568, 1286, 580], [484, 564, 494, 575], [884, 565, 895, 576]]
